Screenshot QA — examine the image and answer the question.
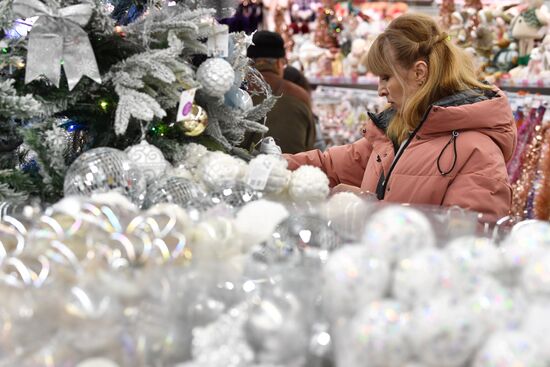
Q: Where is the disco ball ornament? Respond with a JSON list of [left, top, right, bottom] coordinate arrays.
[[362, 205, 436, 265], [177, 103, 208, 137], [124, 140, 170, 184], [64, 148, 146, 206], [472, 331, 545, 367], [339, 300, 411, 367], [210, 181, 261, 208], [412, 296, 486, 367], [500, 220, 550, 273], [392, 248, 461, 306], [196, 58, 235, 98], [143, 176, 207, 209], [323, 245, 390, 318]]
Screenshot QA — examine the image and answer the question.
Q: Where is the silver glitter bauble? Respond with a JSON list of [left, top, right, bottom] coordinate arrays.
[[196, 58, 235, 98], [124, 140, 169, 184], [143, 176, 207, 209], [210, 181, 261, 208], [64, 148, 146, 206]]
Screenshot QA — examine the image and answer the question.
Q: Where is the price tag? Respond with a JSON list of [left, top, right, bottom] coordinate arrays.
[[207, 24, 229, 58], [246, 158, 275, 191], [176, 88, 197, 122]]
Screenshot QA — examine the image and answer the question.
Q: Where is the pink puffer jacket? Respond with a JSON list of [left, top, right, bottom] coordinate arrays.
[[285, 88, 517, 220]]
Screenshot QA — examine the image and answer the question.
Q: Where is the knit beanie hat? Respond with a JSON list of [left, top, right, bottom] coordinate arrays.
[[247, 30, 286, 59]]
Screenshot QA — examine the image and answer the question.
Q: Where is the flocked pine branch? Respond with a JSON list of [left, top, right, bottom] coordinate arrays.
[[0, 79, 42, 119], [0, 0, 14, 29]]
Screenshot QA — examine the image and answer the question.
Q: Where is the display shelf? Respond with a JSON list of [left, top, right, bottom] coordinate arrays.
[[309, 76, 550, 95]]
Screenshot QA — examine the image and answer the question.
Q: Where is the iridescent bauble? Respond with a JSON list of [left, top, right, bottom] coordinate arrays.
[[323, 245, 390, 318], [392, 248, 460, 306], [522, 300, 550, 360], [473, 331, 545, 367], [338, 300, 411, 367], [124, 140, 170, 184], [143, 176, 207, 209], [177, 104, 208, 137], [362, 205, 436, 265], [224, 87, 253, 112], [500, 220, 550, 271], [412, 296, 486, 367], [196, 58, 235, 98], [210, 181, 261, 208], [63, 147, 147, 206], [521, 250, 550, 298], [444, 236, 502, 276]]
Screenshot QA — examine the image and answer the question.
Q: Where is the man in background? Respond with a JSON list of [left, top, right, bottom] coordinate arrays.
[[243, 30, 316, 154]]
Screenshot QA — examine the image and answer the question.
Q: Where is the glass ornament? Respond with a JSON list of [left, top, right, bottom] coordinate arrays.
[[63, 147, 146, 206], [224, 87, 253, 112], [143, 176, 207, 209], [210, 181, 261, 208], [323, 245, 390, 318], [362, 205, 436, 265], [177, 103, 208, 137], [473, 331, 545, 367], [500, 220, 550, 274]]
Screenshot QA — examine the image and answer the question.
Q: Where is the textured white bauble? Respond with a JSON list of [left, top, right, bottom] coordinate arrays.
[[178, 143, 209, 172], [288, 165, 330, 203], [323, 245, 390, 318], [342, 300, 411, 367], [247, 154, 290, 194], [196, 151, 246, 190], [500, 220, 550, 270], [412, 296, 486, 367], [392, 248, 461, 306], [472, 331, 545, 367], [320, 192, 372, 242], [196, 58, 235, 98], [124, 140, 170, 184], [521, 250, 550, 298], [362, 205, 436, 265]]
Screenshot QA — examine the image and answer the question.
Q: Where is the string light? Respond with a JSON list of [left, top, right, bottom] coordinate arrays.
[[99, 100, 109, 112]]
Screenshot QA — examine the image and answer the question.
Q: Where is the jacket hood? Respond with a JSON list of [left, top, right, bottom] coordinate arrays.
[[420, 88, 516, 161], [368, 88, 516, 162]]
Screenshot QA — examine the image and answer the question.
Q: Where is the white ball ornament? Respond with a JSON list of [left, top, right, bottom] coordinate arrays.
[[124, 140, 170, 184], [320, 192, 372, 242], [521, 250, 550, 298], [342, 300, 411, 367], [521, 300, 550, 360], [196, 151, 246, 190], [500, 220, 550, 271], [288, 165, 329, 203], [179, 143, 209, 172], [362, 205, 435, 265], [392, 248, 460, 306], [473, 331, 545, 367], [247, 154, 290, 194], [196, 58, 235, 98], [323, 245, 390, 319]]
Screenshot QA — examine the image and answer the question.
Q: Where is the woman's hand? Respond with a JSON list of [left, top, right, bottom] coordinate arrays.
[[330, 183, 365, 196]]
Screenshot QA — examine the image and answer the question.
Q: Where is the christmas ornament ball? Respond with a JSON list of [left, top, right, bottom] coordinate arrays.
[[124, 140, 169, 184], [196, 58, 235, 98], [143, 176, 206, 209], [472, 331, 545, 367], [177, 103, 208, 137], [64, 147, 146, 206]]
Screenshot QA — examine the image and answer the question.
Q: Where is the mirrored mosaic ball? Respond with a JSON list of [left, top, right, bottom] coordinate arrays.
[[143, 176, 207, 209], [210, 181, 261, 208], [64, 148, 146, 206]]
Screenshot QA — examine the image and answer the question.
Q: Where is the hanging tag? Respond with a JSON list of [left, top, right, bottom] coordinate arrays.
[[207, 24, 229, 58], [246, 158, 275, 191], [176, 88, 197, 122]]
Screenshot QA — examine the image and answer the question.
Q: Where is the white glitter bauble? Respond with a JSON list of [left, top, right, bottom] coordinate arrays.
[[362, 205, 435, 265], [76, 358, 120, 367], [340, 300, 411, 367], [472, 331, 545, 367], [143, 176, 206, 209], [247, 154, 290, 194], [179, 143, 209, 172], [288, 165, 330, 203], [196, 58, 235, 98], [521, 300, 550, 360], [320, 192, 372, 242], [521, 250, 550, 298], [124, 140, 170, 184], [445, 236, 502, 277], [64, 147, 147, 206], [196, 151, 246, 190], [500, 220, 550, 271], [412, 296, 486, 367], [392, 248, 461, 306], [323, 245, 390, 318]]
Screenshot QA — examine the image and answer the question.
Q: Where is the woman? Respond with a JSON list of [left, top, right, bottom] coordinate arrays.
[[284, 13, 517, 221]]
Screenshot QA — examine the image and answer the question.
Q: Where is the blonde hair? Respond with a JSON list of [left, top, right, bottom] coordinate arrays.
[[365, 13, 490, 144]]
